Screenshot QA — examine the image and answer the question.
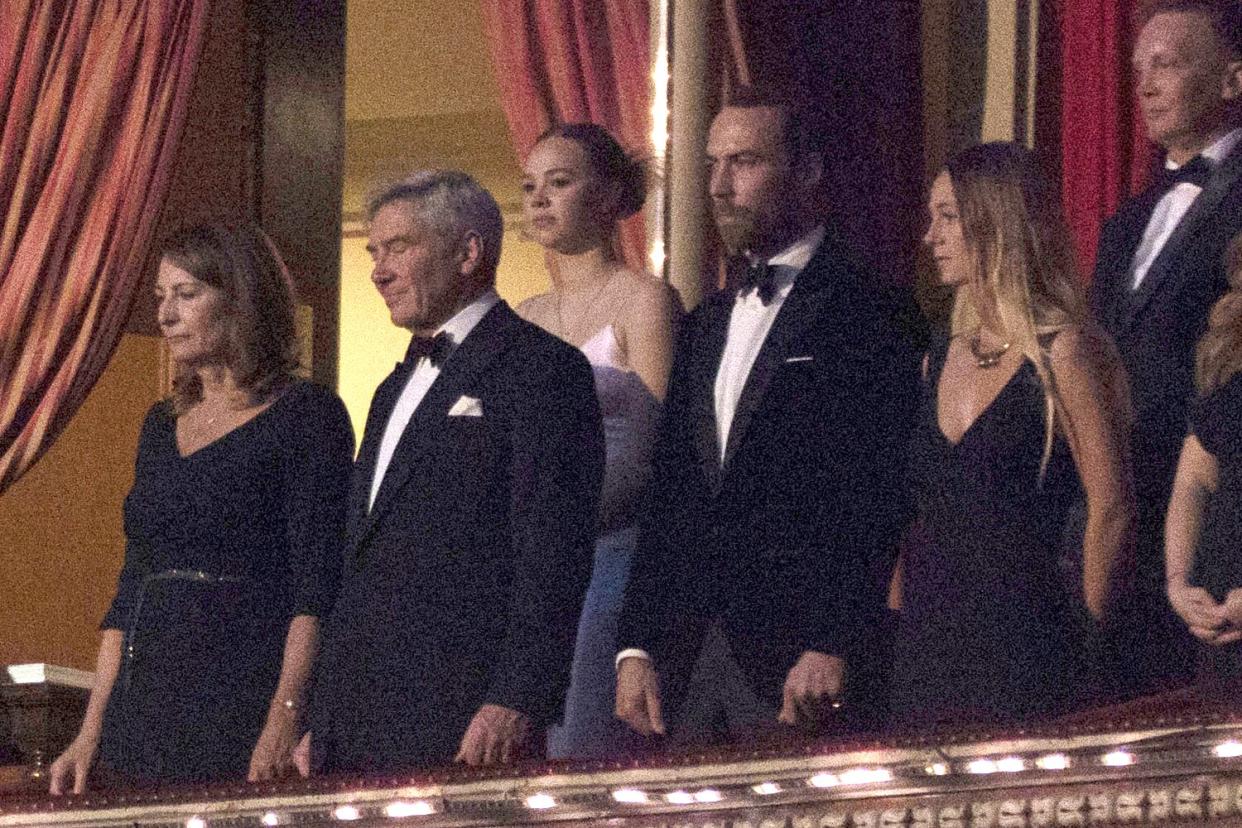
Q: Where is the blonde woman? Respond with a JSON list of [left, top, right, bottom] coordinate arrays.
[[1166, 234, 1242, 684], [893, 142, 1134, 727], [517, 123, 680, 758]]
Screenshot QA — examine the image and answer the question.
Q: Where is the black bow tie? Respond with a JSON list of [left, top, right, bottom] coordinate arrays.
[[400, 331, 453, 369], [735, 258, 778, 305], [1157, 155, 1212, 193]]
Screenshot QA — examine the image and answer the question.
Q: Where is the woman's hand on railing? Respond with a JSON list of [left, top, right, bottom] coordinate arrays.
[[48, 732, 99, 795]]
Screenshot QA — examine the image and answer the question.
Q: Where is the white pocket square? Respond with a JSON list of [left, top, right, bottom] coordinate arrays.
[[784, 355, 814, 363], [448, 395, 483, 417]]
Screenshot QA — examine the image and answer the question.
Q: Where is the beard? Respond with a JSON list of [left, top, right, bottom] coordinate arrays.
[[713, 204, 802, 257], [712, 205, 759, 255]]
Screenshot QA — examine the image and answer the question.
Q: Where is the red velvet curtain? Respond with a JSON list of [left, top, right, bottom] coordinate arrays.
[[0, 0, 210, 494], [1060, 0, 1156, 276], [479, 0, 650, 272]]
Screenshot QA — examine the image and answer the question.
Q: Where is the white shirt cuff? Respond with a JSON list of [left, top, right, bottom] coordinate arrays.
[[615, 648, 651, 669]]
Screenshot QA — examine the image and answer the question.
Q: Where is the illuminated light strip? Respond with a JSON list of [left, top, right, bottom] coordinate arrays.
[[384, 800, 436, 818], [1102, 750, 1135, 767], [261, 814, 281, 827], [648, 238, 666, 280], [694, 789, 723, 803], [1215, 741, 1242, 758], [666, 790, 696, 805], [332, 805, 362, 821], [612, 788, 649, 804], [808, 772, 840, 788], [1036, 753, 1070, 770], [752, 782, 783, 795], [838, 768, 893, 785], [185, 819, 206, 828], [525, 793, 557, 810], [649, 0, 670, 157], [995, 757, 1026, 773]]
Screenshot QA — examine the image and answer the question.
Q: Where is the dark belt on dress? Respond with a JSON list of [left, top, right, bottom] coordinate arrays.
[[121, 569, 245, 691]]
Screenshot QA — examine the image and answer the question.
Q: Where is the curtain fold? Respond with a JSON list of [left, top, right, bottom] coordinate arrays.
[[1060, 0, 1156, 277], [479, 0, 650, 272], [0, 0, 210, 494]]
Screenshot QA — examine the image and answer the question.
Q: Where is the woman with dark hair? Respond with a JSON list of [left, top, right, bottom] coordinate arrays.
[[517, 123, 680, 759], [1166, 234, 1242, 683], [49, 223, 353, 790], [892, 142, 1134, 727]]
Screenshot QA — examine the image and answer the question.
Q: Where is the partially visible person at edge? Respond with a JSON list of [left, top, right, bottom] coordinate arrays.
[[517, 122, 680, 760], [49, 222, 354, 792], [1090, 0, 1242, 698], [892, 142, 1135, 728], [1165, 233, 1242, 686]]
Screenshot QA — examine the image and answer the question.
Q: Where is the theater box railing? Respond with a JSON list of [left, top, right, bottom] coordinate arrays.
[[2, 687, 1242, 827]]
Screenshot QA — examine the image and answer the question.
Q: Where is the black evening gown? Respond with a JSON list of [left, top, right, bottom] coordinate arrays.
[[891, 334, 1086, 728], [1187, 373, 1242, 681], [96, 381, 353, 784]]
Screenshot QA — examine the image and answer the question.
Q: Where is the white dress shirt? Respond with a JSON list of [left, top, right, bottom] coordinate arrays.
[[616, 226, 826, 669], [1129, 128, 1242, 289], [368, 290, 500, 510], [714, 225, 825, 459]]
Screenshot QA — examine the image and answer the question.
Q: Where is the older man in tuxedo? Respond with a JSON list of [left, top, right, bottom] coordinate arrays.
[[614, 88, 921, 744], [1091, 0, 1242, 697], [305, 171, 603, 772]]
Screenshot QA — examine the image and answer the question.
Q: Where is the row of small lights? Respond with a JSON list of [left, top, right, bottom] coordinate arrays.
[[175, 740, 1242, 826]]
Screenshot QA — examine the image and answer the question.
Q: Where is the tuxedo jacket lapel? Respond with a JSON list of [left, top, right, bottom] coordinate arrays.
[[1120, 146, 1242, 333], [346, 363, 411, 550], [349, 303, 518, 558], [690, 294, 733, 491], [1095, 191, 1160, 333], [721, 254, 828, 470]]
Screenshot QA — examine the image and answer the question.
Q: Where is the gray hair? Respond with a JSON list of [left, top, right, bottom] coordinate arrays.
[[366, 170, 504, 277]]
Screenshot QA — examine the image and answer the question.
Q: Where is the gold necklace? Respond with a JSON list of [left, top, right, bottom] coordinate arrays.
[[969, 330, 1012, 368], [555, 270, 615, 342]]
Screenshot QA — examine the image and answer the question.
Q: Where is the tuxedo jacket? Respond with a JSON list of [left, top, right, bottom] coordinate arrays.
[[311, 302, 604, 773], [616, 235, 922, 706], [1091, 144, 1242, 518]]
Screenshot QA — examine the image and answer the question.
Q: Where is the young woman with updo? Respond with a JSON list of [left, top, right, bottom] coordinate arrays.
[[517, 123, 681, 758]]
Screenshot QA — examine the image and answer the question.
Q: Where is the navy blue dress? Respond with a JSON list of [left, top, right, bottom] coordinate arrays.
[[97, 382, 353, 783], [1187, 373, 1242, 680], [891, 335, 1086, 728]]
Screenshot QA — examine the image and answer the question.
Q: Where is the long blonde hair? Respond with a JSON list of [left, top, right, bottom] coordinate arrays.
[[944, 142, 1087, 477], [1196, 232, 1242, 394]]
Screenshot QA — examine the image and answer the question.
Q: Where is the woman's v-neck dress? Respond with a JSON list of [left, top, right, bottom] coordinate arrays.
[[891, 334, 1086, 728], [96, 381, 353, 783]]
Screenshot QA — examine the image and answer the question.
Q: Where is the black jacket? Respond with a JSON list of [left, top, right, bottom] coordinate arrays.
[[311, 301, 604, 773]]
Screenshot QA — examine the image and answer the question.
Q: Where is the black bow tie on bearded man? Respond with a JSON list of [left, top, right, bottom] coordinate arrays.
[[399, 331, 453, 370], [729, 256, 778, 305]]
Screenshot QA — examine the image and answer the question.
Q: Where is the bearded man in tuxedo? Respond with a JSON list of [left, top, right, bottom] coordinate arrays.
[[614, 88, 922, 745]]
